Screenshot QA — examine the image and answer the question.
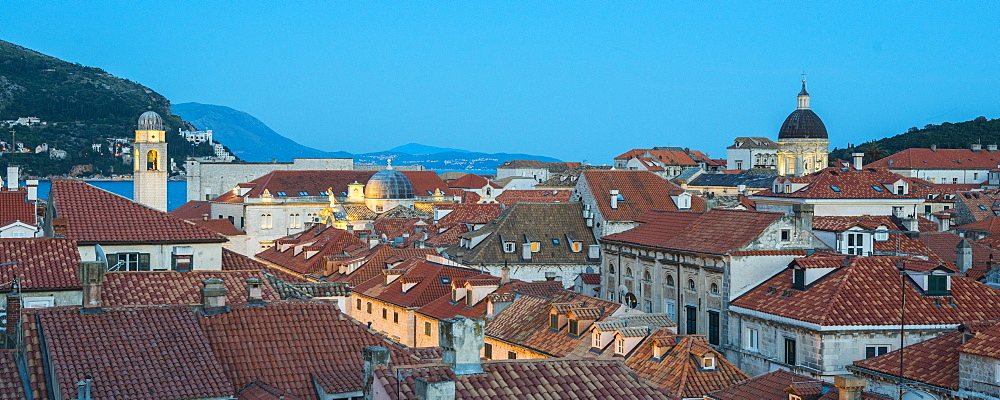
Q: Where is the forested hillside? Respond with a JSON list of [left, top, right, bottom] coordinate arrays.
[[831, 116, 1000, 164]]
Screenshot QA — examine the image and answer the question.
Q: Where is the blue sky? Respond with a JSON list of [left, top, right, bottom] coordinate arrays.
[[1, 2, 997, 163]]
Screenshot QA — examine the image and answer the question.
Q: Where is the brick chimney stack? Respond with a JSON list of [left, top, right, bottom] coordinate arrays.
[[362, 346, 390, 400], [5, 284, 20, 348], [200, 278, 229, 314], [439, 316, 484, 375], [79, 261, 106, 314]]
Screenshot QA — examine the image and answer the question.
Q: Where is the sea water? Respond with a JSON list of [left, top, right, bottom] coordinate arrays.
[[33, 180, 188, 212]]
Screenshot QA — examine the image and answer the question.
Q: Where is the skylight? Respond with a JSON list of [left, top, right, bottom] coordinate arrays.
[[439, 277, 451, 285], [427, 190, 434, 195], [274, 191, 287, 196], [981, 205, 988, 211], [298, 191, 310, 196], [552, 238, 560, 245], [830, 186, 841, 192], [340, 191, 348, 196], [872, 186, 883, 192]]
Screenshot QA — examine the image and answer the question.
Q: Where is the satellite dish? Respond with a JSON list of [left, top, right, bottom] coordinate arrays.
[[95, 244, 108, 268]]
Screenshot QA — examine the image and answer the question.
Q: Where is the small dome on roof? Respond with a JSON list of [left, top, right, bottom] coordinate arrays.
[[137, 111, 163, 131], [365, 169, 415, 199]]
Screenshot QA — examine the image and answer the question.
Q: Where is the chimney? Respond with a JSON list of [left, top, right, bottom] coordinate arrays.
[[439, 316, 484, 375], [73, 378, 94, 400], [362, 346, 390, 400], [26, 180, 38, 202], [200, 278, 229, 314], [246, 277, 265, 305], [52, 218, 68, 238], [938, 213, 951, 231], [202, 213, 209, 221], [792, 203, 814, 232], [851, 153, 864, 170], [990, 144, 998, 152], [903, 217, 919, 233], [368, 236, 379, 249], [931, 144, 937, 152], [415, 376, 456, 400], [834, 375, 867, 400], [957, 239, 973, 273], [609, 190, 619, 210], [587, 244, 600, 261], [972, 143, 983, 152], [79, 261, 106, 314], [5, 286, 20, 346], [500, 266, 510, 284], [5, 166, 17, 191], [521, 242, 532, 261]]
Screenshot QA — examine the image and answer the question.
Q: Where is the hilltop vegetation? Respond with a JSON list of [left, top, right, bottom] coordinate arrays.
[[831, 116, 1000, 164], [0, 40, 219, 177]]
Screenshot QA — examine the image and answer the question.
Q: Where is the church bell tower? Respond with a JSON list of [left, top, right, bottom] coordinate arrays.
[[133, 111, 168, 211]]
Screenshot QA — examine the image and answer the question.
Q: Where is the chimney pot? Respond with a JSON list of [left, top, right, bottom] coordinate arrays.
[[834, 375, 866, 400], [79, 261, 106, 314], [200, 278, 229, 314], [938, 213, 951, 231], [521, 242, 532, 261], [415, 376, 456, 400], [931, 144, 937, 152], [851, 153, 864, 170], [246, 277, 264, 305], [609, 189, 619, 210], [26, 180, 38, 202], [989, 144, 998, 152], [500, 266, 510, 284], [957, 239, 973, 273], [439, 316, 484, 375], [202, 213, 209, 221], [972, 143, 983, 152], [362, 346, 390, 400], [6, 166, 18, 191], [792, 203, 814, 232]]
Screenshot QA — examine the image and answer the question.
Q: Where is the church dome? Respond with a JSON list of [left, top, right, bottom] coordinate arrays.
[[137, 111, 164, 131], [364, 169, 415, 199], [778, 109, 828, 139]]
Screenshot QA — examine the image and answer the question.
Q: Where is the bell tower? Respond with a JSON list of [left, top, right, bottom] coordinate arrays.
[[133, 111, 168, 211]]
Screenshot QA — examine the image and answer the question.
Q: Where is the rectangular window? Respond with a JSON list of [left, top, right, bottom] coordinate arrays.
[[781, 229, 790, 241], [616, 339, 625, 355], [685, 306, 698, 335], [644, 300, 652, 313], [366, 302, 372, 314], [665, 301, 676, 323], [865, 345, 890, 358], [927, 275, 948, 295], [569, 319, 579, 336], [784, 338, 797, 365], [356, 299, 362, 310], [549, 314, 559, 330], [109, 253, 151, 272], [382, 308, 387, 319], [530, 242, 539, 252], [708, 311, 720, 345], [393, 312, 399, 323], [484, 343, 493, 359], [793, 268, 806, 290], [845, 233, 865, 255], [425, 321, 432, 336], [508, 351, 517, 360], [924, 205, 932, 214], [747, 328, 759, 351]]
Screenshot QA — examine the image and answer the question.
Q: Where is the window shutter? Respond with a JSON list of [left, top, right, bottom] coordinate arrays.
[[138, 253, 151, 271]]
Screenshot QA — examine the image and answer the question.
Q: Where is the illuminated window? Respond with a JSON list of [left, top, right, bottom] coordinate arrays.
[[260, 214, 273, 230]]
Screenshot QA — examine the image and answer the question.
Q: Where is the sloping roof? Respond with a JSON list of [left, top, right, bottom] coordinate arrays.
[[727, 136, 779, 149], [731, 254, 1000, 326], [485, 290, 621, 357], [0, 237, 80, 292], [199, 301, 424, 399], [236, 380, 305, 400], [615, 149, 698, 166], [446, 202, 598, 265], [870, 148, 1000, 169], [0, 189, 34, 226], [852, 329, 966, 391], [496, 160, 577, 172], [922, 232, 1000, 280], [955, 215, 1000, 233], [436, 203, 503, 226], [582, 170, 704, 222], [448, 173, 500, 189], [0, 350, 27, 400], [373, 359, 672, 400], [688, 174, 776, 189], [324, 245, 438, 286], [189, 218, 245, 236], [210, 170, 450, 202], [957, 320, 1000, 359], [255, 225, 366, 276], [423, 224, 468, 247], [101, 270, 281, 307], [495, 189, 572, 205], [626, 335, 748, 398], [707, 369, 889, 400], [34, 307, 235, 400], [353, 261, 482, 308], [170, 200, 212, 220], [754, 167, 932, 199], [222, 248, 268, 270], [49, 179, 226, 244], [603, 209, 784, 255]]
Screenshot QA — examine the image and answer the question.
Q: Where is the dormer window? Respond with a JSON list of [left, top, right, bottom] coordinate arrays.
[[702, 355, 716, 370], [569, 319, 579, 336], [927, 272, 949, 296], [503, 242, 516, 253], [550, 314, 559, 330], [571, 242, 582, 252], [875, 226, 889, 242], [530, 242, 540, 252], [897, 186, 905, 195], [615, 338, 626, 355], [792, 268, 806, 290]]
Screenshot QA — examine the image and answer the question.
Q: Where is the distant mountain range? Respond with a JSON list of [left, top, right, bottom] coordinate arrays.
[[173, 102, 562, 170]]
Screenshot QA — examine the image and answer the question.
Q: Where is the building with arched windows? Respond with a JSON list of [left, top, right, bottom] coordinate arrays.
[[133, 111, 168, 211]]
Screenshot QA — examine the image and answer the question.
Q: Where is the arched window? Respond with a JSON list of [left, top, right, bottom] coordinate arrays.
[[289, 213, 301, 229], [688, 279, 696, 292], [260, 214, 273, 230], [711, 283, 720, 295], [643, 270, 651, 282], [666, 275, 675, 287], [608, 263, 615, 274], [146, 149, 159, 171], [625, 268, 633, 278]]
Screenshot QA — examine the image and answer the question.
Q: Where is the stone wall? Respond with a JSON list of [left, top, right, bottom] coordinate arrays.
[[960, 352, 1000, 399]]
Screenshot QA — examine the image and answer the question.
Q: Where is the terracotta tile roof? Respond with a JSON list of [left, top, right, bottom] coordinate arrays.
[[344, 204, 378, 220], [353, 261, 482, 309], [215, 170, 375, 200], [101, 270, 281, 307], [579, 272, 600, 284], [222, 248, 266, 269], [445, 202, 599, 265], [34, 306, 235, 399], [21, 309, 48, 399], [755, 167, 933, 199], [0, 350, 27, 400], [255, 225, 366, 275], [49, 180, 226, 244], [615, 149, 698, 166], [200, 301, 425, 399], [495, 189, 573, 205], [236, 380, 305, 400], [707, 369, 889, 400], [731, 254, 1000, 326], [870, 148, 1000, 169], [459, 190, 481, 203], [414, 281, 532, 321], [955, 215, 1000, 233], [626, 334, 748, 398], [956, 191, 1000, 223], [0, 189, 35, 226], [852, 329, 965, 390], [0, 237, 81, 292], [727, 137, 779, 149], [170, 200, 212, 220], [812, 215, 898, 232], [603, 209, 784, 255], [373, 217, 432, 240], [922, 232, 1000, 280], [582, 170, 704, 222], [728, 250, 809, 257], [324, 245, 438, 287], [311, 367, 363, 396], [436, 203, 503, 226], [448, 173, 500, 189], [485, 290, 621, 357], [402, 171, 454, 196], [497, 160, 578, 172], [189, 218, 245, 236], [374, 359, 672, 400], [423, 224, 468, 247]]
